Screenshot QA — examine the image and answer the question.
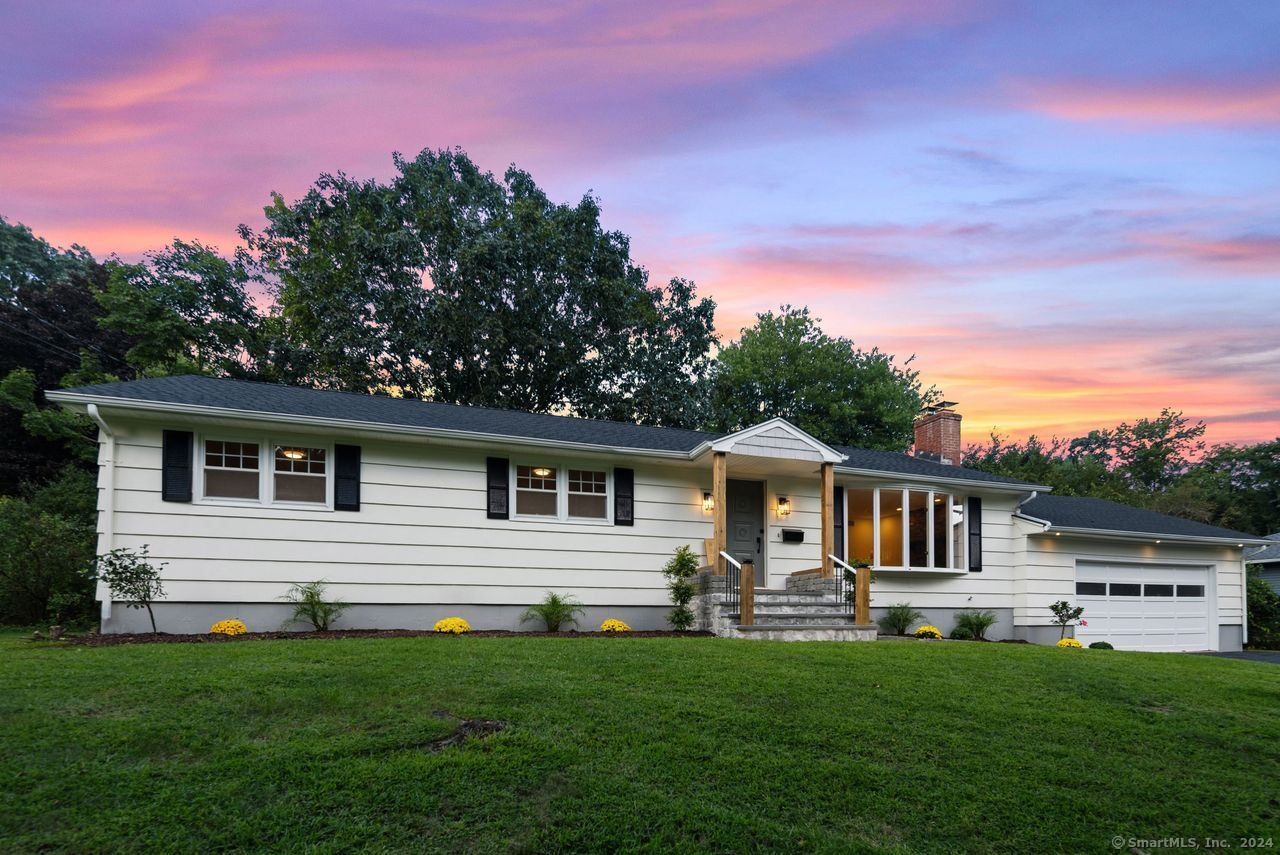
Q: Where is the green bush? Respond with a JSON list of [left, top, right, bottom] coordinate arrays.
[[950, 626, 974, 641], [954, 609, 998, 641], [281, 580, 348, 631], [1088, 641, 1114, 650], [1245, 569, 1280, 650], [520, 592, 585, 632], [662, 545, 700, 630], [96, 546, 166, 633], [880, 603, 924, 636]]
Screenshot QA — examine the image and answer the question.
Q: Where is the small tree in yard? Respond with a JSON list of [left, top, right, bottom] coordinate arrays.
[[96, 546, 166, 633], [281, 580, 348, 631], [1049, 600, 1085, 640], [663, 545, 700, 630]]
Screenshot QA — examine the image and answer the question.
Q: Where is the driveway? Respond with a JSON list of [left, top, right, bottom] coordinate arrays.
[[1200, 651, 1280, 665]]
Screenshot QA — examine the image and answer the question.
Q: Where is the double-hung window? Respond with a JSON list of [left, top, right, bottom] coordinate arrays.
[[199, 437, 331, 508], [514, 463, 610, 522]]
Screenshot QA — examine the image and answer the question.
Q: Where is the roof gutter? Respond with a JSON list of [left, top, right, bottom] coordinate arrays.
[[47, 392, 703, 461]]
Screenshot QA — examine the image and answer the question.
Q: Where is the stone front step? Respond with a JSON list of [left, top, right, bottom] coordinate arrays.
[[727, 614, 855, 627], [721, 602, 853, 616], [714, 591, 833, 606], [726, 624, 878, 642]]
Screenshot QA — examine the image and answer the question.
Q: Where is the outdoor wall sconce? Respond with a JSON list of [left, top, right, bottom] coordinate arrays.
[[776, 496, 791, 517], [702, 492, 714, 513]]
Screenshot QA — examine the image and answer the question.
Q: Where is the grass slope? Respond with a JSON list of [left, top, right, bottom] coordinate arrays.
[[2, 634, 1277, 853]]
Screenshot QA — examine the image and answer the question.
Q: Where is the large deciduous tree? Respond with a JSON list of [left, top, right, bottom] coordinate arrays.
[[704, 305, 931, 449], [243, 148, 717, 426]]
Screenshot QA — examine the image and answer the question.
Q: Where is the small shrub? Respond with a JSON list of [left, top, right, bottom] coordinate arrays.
[[880, 603, 924, 636], [662, 545, 700, 630], [434, 617, 470, 634], [1057, 637, 1083, 648], [950, 626, 974, 641], [96, 546, 167, 633], [1088, 641, 1114, 650], [1049, 600, 1085, 640], [210, 619, 247, 636], [600, 619, 630, 633], [281, 580, 348, 631], [1246, 568, 1280, 649], [955, 609, 998, 641], [520, 592, 585, 632], [914, 625, 942, 640]]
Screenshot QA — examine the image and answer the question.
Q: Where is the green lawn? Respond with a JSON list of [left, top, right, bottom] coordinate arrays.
[[2, 634, 1277, 854]]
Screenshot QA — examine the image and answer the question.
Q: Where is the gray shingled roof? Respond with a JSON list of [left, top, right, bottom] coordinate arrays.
[[55, 375, 721, 452], [54, 376, 1042, 487], [1248, 534, 1280, 563], [833, 445, 1039, 487], [1021, 494, 1258, 542]]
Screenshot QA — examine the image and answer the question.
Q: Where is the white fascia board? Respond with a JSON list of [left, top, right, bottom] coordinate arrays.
[[708, 417, 847, 463], [46, 392, 699, 461], [1031, 525, 1268, 548], [835, 464, 1052, 494]]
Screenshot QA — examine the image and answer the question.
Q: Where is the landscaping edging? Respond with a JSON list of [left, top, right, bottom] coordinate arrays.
[[60, 629, 714, 647]]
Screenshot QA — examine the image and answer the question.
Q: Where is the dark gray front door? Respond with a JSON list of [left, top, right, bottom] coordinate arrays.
[[726, 479, 764, 576]]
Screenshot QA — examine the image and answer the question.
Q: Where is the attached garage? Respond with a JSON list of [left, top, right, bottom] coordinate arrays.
[[1074, 562, 1211, 652]]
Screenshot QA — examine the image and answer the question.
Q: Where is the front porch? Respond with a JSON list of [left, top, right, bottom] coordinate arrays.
[[691, 419, 876, 640]]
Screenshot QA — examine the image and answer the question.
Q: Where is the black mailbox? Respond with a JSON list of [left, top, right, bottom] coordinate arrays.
[[780, 529, 804, 543]]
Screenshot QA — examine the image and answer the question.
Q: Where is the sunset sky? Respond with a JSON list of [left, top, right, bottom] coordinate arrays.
[[2, 1, 1278, 446]]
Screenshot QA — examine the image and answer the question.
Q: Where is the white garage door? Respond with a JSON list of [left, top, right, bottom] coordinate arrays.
[[1074, 563, 1211, 652]]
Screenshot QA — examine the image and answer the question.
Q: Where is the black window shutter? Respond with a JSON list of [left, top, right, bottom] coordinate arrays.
[[334, 444, 361, 511], [486, 457, 509, 519], [614, 467, 634, 526], [832, 486, 845, 563], [967, 496, 983, 572], [161, 430, 193, 502]]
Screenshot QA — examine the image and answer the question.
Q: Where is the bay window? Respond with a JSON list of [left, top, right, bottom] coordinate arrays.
[[845, 486, 967, 570]]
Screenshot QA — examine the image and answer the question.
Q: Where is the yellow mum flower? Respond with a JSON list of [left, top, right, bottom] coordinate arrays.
[[434, 617, 471, 634], [210, 619, 247, 636], [914, 625, 942, 640], [1056, 638, 1083, 648], [600, 619, 630, 633]]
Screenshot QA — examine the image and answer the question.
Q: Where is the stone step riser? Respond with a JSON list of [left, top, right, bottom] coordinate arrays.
[[718, 603, 853, 616], [708, 594, 839, 606], [729, 614, 857, 627]]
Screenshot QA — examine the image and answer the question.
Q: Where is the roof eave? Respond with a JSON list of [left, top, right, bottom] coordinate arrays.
[[1030, 524, 1267, 548], [45, 391, 702, 460], [834, 464, 1051, 494]]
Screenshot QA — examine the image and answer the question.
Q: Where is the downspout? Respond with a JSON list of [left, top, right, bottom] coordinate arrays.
[[86, 405, 114, 624]]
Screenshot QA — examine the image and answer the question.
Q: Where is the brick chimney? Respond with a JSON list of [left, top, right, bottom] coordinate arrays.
[[913, 402, 962, 465]]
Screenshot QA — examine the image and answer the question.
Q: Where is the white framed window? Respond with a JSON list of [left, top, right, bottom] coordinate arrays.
[[512, 462, 611, 523], [197, 435, 332, 509], [848, 485, 966, 570]]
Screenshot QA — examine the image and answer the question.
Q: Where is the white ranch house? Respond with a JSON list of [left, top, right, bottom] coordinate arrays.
[[50, 376, 1266, 651]]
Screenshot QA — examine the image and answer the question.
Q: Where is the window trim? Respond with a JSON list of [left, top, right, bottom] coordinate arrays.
[[510, 460, 613, 525], [195, 433, 334, 511]]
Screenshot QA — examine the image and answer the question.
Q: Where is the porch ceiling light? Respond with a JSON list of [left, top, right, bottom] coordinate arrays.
[[532, 467, 553, 478], [777, 496, 791, 517], [702, 491, 714, 513]]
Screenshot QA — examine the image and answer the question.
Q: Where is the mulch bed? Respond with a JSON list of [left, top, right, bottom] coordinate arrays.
[[59, 628, 712, 647]]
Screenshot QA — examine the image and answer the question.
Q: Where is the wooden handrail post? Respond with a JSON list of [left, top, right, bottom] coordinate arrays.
[[740, 560, 755, 626], [712, 451, 727, 575], [820, 462, 834, 577], [855, 565, 871, 625]]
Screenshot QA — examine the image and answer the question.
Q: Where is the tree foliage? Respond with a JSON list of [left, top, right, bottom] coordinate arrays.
[[243, 148, 717, 425], [96, 546, 166, 633], [706, 305, 931, 449]]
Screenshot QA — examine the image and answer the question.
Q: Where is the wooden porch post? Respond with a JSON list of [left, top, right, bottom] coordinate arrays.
[[712, 451, 727, 575], [820, 462, 834, 577], [855, 566, 871, 625], [740, 561, 755, 625]]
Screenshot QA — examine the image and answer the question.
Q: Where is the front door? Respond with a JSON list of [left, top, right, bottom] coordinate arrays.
[[726, 479, 764, 581]]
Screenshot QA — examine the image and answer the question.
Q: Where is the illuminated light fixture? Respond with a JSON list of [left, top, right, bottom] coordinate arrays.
[[532, 467, 553, 478], [282, 449, 306, 460], [895, 506, 903, 512], [777, 496, 791, 517], [702, 492, 714, 513], [1054, 532, 1061, 536], [934, 497, 943, 503], [1155, 540, 1161, 544]]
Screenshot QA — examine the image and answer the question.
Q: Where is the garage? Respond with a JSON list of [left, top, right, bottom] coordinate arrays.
[[1073, 562, 1212, 652]]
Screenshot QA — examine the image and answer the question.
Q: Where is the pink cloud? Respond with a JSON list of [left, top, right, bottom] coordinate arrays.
[[1016, 79, 1280, 126]]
